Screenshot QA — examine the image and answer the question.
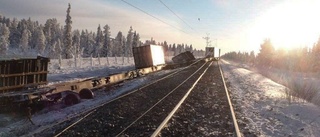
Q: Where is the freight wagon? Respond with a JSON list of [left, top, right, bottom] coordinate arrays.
[[205, 47, 220, 60]]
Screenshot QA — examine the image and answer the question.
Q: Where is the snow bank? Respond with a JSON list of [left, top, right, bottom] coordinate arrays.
[[221, 60, 320, 136]]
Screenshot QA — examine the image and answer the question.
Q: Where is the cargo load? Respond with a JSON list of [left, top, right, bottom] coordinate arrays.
[[132, 45, 165, 69], [172, 51, 195, 64]]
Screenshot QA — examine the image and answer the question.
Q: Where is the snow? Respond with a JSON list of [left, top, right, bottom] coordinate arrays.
[[221, 59, 320, 136], [1, 57, 320, 136]]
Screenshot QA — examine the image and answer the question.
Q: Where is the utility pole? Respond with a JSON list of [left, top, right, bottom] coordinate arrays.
[[203, 33, 211, 47]]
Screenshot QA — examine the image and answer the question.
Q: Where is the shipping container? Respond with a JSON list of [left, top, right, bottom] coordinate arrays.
[[172, 51, 195, 63], [132, 45, 165, 69], [205, 47, 220, 58], [0, 56, 50, 93]]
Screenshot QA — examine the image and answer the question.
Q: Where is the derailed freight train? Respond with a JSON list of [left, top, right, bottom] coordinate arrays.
[[0, 44, 216, 112]]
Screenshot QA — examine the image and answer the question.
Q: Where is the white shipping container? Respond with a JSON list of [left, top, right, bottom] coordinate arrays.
[[132, 45, 165, 69], [205, 47, 220, 58]]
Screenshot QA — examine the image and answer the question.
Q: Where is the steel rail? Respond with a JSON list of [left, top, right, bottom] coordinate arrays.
[[49, 59, 203, 137], [218, 61, 241, 137], [151, 61, 212, 137], [116, 61, 209, 136]]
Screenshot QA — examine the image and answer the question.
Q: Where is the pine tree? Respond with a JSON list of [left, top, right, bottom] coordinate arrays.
[[122, 35, 126, 58], [49, 40, 57, 58], [257, 39, 274, 66], [80, 30, 87, 55], [102, 24, 111, 57], [44, 18, 60, 46], [83, 31, 95, 57], [172, 43, 176, 55], [126, 26, 133, 57], [0, 23, 10, 55], [35, 27, 46, 55], [20, 28, 31, 53], [55, 39, 62, 58], [115, 31, 124, 57], [9, 18, 21, 48], [94, 24, 103, 57], [132, 31, 140, 47], [63, 3, 73, 59], [72, 30, 81, 58]]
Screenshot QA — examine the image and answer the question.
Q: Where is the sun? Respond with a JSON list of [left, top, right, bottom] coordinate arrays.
[[249, 0, 320, 50]]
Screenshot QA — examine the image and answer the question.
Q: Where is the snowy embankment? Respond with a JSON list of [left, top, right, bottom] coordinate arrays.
[[221, 59, 320, 136]]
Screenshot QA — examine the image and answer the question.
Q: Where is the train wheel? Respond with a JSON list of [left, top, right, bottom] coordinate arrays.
[[64, 93, 80, 106], [79, 88, 94, 99]]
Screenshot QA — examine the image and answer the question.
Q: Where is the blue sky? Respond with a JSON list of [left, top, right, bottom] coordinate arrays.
[[1, 0, 320, 54]]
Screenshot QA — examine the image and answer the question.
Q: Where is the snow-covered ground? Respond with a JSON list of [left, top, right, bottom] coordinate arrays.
[[221, 59, 320, 136], [1, 57, 320, 136]]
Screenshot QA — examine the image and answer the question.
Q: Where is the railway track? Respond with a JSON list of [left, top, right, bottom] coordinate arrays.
[[33, 59, 241, 136], [156, 61, 241, 136]]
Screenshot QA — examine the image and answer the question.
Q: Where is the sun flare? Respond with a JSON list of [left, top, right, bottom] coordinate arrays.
[[249, 0, 320, 50]]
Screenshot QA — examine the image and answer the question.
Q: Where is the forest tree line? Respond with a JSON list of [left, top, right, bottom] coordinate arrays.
[[0, 4, 205, 59], [223, 38, 320, 72]]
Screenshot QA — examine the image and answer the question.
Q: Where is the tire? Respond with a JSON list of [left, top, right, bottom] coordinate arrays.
[[79, 88, 94, 99], [65, 93, 80, 106]]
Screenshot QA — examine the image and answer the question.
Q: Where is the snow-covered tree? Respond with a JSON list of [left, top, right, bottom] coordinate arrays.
[[0, 23, 10, 55], [102, 24, 111, 57], [8, 18, 20, 49], [83, 30, 95, 57], [132, 31, 140, 47], [94, 24, 103, 57], [55, 39, 62, 58], [115, 31, 124, 56], [72, 30, 81, 58], [35, 27, 46, 55], [20, 28, 31, 52], [48, 39, 57, 58], [126, 26, 133, 57], [63, 3, 73, 59], [44, 18, 61, 46], [162, 41, 169, 55]]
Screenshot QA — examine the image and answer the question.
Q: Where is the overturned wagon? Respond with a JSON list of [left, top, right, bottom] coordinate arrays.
[[172, 51, 195, 64]]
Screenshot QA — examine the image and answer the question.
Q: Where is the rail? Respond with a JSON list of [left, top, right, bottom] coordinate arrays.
[[218, 61, 241, 137]]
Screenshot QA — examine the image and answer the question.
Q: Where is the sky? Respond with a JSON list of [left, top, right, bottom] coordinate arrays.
[[1, 0, 320, 54]]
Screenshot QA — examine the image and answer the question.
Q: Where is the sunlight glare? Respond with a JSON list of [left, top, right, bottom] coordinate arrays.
[[150, 45, 165, 66], [249, 0, 320, 50]]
